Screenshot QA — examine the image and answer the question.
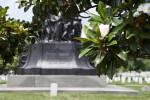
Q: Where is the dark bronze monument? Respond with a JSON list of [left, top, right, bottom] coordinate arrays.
[[8, 14, 106, 88], [18, 14, 96, 75]]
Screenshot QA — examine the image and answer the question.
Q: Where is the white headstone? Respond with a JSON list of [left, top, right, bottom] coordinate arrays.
[[147, 78, 150, 83], [128, 77, 131, 83], [135, 77, 139, 82], [117, 77, 120, 81], [121, 77, 126, 83], [50, 83, 58, 97], [139, 77, 143, 84], [114, 77, 118, 82], [144, 77, 147, 82], [106, 77, 109, 83]]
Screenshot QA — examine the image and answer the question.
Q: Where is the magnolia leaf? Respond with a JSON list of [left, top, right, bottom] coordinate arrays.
[[88, 19, 101, 27], [24, 5, 31, 12], [107, 40, 117, 46], [140, 32, 150, 39], [96, 55, 107, 77], [107, 60, 116, 79], [96, 25, 101, 38], [83, 25, 89, 38], [82, 41, 94, 48], [94, 53, 106, 67], [86, 29, 100, 43], [89, 13, 104, 22], [111, 8, 118, 16], [104, 18, 112, 24], [108, 23, 126, 42], [143, 24, 150, 29], [112, 47, 127, 61], [79, 48, 93, 58], [112, 18, 122, 26], [129, 37, 139, 51], [74, 37, 89, 42], [112, 23, 126, 33], [98, 1, 107, 20], [126, 28, 138, 39], [108, 32, 116, 42]]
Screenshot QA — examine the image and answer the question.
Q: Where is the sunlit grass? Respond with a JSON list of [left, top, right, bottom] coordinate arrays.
[[0, 86, 150, 100]]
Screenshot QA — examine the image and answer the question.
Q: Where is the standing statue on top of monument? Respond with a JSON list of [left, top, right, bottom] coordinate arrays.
[[72, 17, 82, 42], [43, 14, 59, 41], [51, 17, 65, 41], [43, 12, 82, 42], [62, 21, 72, 41]]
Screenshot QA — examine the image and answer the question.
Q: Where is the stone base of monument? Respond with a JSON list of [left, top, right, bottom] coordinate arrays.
[[6, 75, 139, 95], [17, 42, 96, 75], [7, 75, 106, 88], [1, 83, 139, 95]]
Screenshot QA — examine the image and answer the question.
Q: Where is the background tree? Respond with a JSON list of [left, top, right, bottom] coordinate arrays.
[[0, 6, 34, 66], [0, 56, 19, 74]]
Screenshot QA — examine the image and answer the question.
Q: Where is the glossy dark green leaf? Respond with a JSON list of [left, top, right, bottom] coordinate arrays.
[[83, 25, 89, 38], [74, 37, 89, 42], [86, 29, 99, 43], [107, 40, 117, 46], [129, 37, 139, 51], [79, 48, 93, 58], [108, 23, 126, 42], [112, 23, 126, 33], [143, 24, 150, 29], [107, 60, 116, 79], [96, 55, 107, 77], [112, 18, 122, 26], [126, 28, 138, 39], [89, 22, 100, 27], [82, 41, 94, 49], [111, 8, 118, 16], [104, 18, 112, 24], [96, 24, 101, 38], [24, 5, 31, 12], [98, 1, 107, 20], [89, 13, 104, 22], [140, 32, 150, 39], [94, 52, 106, 67], [111, 47, 127, 61], [128, 10, 134, 24]]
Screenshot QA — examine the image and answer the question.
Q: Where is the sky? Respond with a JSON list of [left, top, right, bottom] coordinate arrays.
[[0, 0, 97, 37], [0, 0, 33, 21]]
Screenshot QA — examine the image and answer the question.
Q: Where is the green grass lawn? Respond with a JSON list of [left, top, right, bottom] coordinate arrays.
[[0, 86, 150, 100], [0, 80, 7, 84]]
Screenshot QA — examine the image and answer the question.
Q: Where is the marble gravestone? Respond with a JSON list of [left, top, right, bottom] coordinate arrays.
[[8, 14, 106, 87]]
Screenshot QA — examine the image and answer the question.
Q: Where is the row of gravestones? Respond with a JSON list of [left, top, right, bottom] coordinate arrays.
[[107, 76, 150, 84], [107, 71, 150, 84], [0, 75, 7, 83], [117, 71, 150, 77]]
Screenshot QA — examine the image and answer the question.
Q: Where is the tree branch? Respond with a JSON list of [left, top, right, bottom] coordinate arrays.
[[79, 15, 90, 18], [78, 5, 97, 14]]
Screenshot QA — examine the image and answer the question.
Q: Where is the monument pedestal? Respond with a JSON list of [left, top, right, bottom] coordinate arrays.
[[8, 42, 106, 88], [8, 75, 106, 87], [18, 42, 96, 75]]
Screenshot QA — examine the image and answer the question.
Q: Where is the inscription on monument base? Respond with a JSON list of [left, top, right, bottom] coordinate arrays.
[[42, 43, 77, 68]]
